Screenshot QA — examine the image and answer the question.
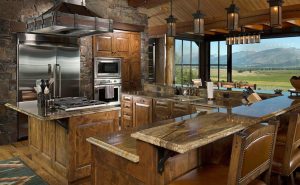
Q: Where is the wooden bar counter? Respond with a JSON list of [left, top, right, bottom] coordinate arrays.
[[5, 101, 120, 184], [87, 93, 300, 185]]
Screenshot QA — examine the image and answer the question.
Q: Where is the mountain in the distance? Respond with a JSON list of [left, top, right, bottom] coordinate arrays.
[[211, 47, 300, 68]]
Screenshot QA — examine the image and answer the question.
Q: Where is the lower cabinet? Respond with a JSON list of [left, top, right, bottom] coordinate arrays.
[[121, 94, 199, 130], [133, 97, 152, 127], [153, 99, 172, 122]]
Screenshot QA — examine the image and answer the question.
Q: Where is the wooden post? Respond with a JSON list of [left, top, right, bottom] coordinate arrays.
[[165, 35, 175, 85]]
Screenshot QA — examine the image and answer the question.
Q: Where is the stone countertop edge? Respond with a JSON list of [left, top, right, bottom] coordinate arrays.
[[86, 137, 140, 163], [4, 102, 121, 121], [130, 123, 245, 154]]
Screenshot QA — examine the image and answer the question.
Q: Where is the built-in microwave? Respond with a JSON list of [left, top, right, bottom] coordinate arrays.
[[94, 57, 121, 78]]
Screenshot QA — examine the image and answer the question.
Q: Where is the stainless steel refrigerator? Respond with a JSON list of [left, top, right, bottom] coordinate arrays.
[[16, 33, 80, 139], [17, 33, 80, 100]]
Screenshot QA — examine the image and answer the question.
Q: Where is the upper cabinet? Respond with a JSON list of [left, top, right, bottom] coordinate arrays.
[[93, 30, 142, 91], [93, 31, 139, 59]]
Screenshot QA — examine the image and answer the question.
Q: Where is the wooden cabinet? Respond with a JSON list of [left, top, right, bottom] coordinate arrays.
[[28, 110, 119, 184], [93, 31, 141, 91], [121, 95, 133, 129], [133, 96, 152, 127], [93, 31, 130, 58], [93, 33, 113, 57], [153, 99, 172, 122], [172, 102, 194, 118]]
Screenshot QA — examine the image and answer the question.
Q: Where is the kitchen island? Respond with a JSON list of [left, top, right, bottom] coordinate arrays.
[[87, 92, 300, 185], [5, 100, 120, 185]]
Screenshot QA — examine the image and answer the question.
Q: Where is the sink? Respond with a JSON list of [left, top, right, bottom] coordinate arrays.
[[169, 96, 204, 102]]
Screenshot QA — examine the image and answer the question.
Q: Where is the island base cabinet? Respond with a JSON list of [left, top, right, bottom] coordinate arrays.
[[28, 110, 119, 184], [91, 140, 199, 185]]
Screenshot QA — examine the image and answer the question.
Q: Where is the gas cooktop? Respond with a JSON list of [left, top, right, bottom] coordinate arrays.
[[54, 97, 107, 111]]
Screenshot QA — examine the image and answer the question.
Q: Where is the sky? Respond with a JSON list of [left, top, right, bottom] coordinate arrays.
[[210, 37, 300, 56]]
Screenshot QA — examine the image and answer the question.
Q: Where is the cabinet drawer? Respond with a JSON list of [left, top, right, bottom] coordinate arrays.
[[173, 103, 190, 110], [122, 115, 133, 129], [122, 102, 132, 109], [122, 95, 133, 102], [122, 108, 132, 116], [136, 97, 152, 105]]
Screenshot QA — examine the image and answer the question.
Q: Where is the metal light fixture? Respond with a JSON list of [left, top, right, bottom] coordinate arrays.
[[268, 0, 284, 28], [226, 0, 239, 31], [166, 0, 177, 37], [226, 27, 261, 46], [193, 0, 205, 35]]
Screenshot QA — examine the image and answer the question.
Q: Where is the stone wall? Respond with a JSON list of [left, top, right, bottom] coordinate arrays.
[[0, 0, 53, 145], [0, 0, 148, 145]]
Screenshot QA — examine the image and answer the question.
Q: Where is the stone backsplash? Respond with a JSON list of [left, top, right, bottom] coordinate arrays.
[[0, 0, 148, 145]]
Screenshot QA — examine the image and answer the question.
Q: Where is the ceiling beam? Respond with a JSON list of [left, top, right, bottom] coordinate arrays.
[[286, 20, 300, 26], [128, 0, 169, 9], [149, 4, 300, 36]]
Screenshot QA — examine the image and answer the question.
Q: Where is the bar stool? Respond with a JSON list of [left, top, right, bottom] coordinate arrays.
[[169, 122, 278, 185], [272, 111, 300, 185]]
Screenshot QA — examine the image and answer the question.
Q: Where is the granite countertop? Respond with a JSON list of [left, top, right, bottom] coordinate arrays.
[[87, 112, 202, 162], [131, 95, 300, 153], [88, 91, 300, 160], [5, 100, 121, 121]]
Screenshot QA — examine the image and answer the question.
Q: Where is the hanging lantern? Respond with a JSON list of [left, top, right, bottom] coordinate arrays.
[[193, 0, 205, 35], [268, 0, 283, 28], [166, 0, 177, 37], [226, 0, 239, 31]]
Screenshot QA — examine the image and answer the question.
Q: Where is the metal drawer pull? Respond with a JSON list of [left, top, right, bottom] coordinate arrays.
[[136, 103, 149, 107]]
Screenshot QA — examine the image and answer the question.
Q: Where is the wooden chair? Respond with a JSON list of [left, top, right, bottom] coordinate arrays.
[[169, 121, 278, 185], [272, 111, 300, 185]]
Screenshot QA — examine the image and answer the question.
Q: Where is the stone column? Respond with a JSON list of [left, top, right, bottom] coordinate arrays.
[[165, 36, 175, 85]]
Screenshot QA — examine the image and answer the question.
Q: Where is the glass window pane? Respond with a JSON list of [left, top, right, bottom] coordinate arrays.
[[175, 65, 182, 85], [210, 42, 218, 64], [210, 65, 218, 82], [191, 66, 199, 79], [192, 42, 199, 65], [175, 39, 182, 65], [232, 37, 300, 90], [183, 41, 191, 65], [220, 41, 227, 65], [182, 66, 190, 84]]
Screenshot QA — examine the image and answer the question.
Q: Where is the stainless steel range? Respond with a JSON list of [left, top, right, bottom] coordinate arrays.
[[55, 97, 107, 111]]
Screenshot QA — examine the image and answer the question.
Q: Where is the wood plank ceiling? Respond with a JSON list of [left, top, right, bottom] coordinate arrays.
[[129, 0, 300, 37]]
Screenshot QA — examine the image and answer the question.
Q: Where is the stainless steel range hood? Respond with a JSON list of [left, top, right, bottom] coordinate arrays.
[[26, 0, 113, 37]]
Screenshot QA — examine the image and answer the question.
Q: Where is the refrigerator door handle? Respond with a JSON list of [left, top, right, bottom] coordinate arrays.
[[53, 64, 62, 98], [53, 64, 57, 97], [57, 64, 62, 97]]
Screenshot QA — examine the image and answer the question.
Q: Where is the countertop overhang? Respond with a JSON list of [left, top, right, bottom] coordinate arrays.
[[5, 100, 121, 121]]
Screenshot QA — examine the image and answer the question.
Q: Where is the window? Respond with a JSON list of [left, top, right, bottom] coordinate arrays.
[[232, 37, 300, 90], [210, 41, 227, 82], [174, 39, 199, 85]]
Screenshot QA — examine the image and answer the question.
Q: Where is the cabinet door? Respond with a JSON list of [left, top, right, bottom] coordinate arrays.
[[122, 59, 130, 83], [153, 99, 172, 122], [113, 32, 130, 58], [133, 97, 152, 127], [93, 33, 113, 57], [130, 61, 141, 90], [129, 33, 141, 59], [172, 103, 192, 118]]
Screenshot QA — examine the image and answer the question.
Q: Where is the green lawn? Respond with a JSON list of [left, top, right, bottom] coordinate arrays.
[[211, 69, 299, 90]]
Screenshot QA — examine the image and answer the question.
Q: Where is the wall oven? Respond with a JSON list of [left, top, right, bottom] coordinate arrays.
[[94, 57, 121, 78], [94, 79, 121, 106]]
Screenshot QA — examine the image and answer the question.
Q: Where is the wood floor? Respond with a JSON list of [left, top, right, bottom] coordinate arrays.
[[0, 141, 299, 185], [0, 141, 65, 185]]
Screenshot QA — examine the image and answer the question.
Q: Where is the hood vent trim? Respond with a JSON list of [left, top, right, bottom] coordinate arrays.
[[26, 0, 113, 37]]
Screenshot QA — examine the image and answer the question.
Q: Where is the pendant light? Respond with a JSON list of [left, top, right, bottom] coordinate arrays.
[[268, 0, 283, 28], [166, 0, 177, 37], [193, 0, 205, 35], [226, 0, 239, 31]]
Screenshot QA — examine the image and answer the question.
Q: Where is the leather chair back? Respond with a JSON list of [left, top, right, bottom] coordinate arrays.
[[280, 111, 300, 175], [227, 122, 278, 185]]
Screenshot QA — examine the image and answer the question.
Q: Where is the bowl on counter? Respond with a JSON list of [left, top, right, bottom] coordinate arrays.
[[290, 76, 300, 91]]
